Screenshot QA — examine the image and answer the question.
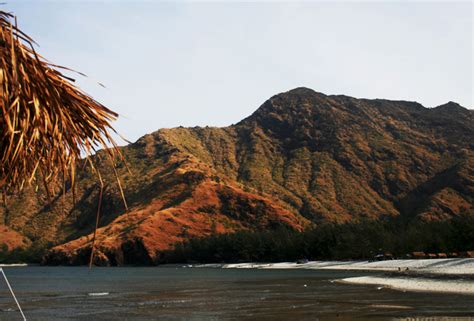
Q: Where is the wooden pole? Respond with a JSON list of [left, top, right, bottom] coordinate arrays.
[[88, 180, 104, 269]]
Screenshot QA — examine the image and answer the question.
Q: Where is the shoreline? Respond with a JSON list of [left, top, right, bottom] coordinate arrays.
[[2, 260, 474, 294], [220, 258, 474, 275], [337, 276, 474, 295], [217, 259, 474, 295], [0, 263, 28, 267]]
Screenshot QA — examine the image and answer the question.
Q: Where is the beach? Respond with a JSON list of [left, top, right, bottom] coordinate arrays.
[[218, 259, 474, 295]]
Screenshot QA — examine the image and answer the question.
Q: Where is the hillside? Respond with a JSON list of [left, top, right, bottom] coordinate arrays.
[[1, 88, 473, 265]]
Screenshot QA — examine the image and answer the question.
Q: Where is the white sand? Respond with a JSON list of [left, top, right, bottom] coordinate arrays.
[[219, 259, 474, 295], [223, 258, 474, 275]]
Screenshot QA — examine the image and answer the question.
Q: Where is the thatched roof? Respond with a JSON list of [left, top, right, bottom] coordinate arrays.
[[0, 10, 119, 193], [0, 10, 128, 268]]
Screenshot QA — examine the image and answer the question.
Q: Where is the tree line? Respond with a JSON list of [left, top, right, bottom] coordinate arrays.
[[158, 214, 474, 264], [1, 214, 473, 264]]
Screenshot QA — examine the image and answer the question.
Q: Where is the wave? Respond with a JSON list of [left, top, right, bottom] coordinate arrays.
[[87, 292, 110, 296]]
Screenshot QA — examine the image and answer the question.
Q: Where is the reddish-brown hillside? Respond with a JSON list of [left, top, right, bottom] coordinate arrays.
[[1, 88, 472, 265]]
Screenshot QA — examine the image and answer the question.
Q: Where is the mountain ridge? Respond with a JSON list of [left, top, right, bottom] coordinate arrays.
[[1, 87, 472, 265]]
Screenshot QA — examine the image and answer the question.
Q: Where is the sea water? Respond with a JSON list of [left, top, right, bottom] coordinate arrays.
[[0, 266, 473, 320]]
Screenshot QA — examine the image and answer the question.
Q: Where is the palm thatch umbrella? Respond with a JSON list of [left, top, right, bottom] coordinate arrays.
[[0, 10, 126, 267]]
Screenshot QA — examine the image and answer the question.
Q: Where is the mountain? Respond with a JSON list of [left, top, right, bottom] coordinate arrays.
[[1, 88, 473, 265]]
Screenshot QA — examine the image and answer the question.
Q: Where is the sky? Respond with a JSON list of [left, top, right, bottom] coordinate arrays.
[[6, 1, 474, 144]]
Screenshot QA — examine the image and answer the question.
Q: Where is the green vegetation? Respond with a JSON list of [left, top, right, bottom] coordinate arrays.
[[158, 214, 474, 264], [1, 87, 473, 265], [0, 241, 52, 264]]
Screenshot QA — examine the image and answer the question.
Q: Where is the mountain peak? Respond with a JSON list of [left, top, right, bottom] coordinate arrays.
[[285, 87, 324, 96], [277, 87, 329, 101], [433, 101, 471, 116], [239, 87, 330, 124], [435, 101, 463, 110]]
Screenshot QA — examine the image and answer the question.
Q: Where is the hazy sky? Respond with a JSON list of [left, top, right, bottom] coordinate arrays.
[[7, 1, 474, 143]]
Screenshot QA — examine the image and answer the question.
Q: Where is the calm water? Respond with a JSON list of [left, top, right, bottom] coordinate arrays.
[[0, 266, 473, 321]]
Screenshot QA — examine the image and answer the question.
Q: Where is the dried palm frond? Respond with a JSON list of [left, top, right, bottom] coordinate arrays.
[[0, 10, 127, 268], [0, 9, 120, 193]]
